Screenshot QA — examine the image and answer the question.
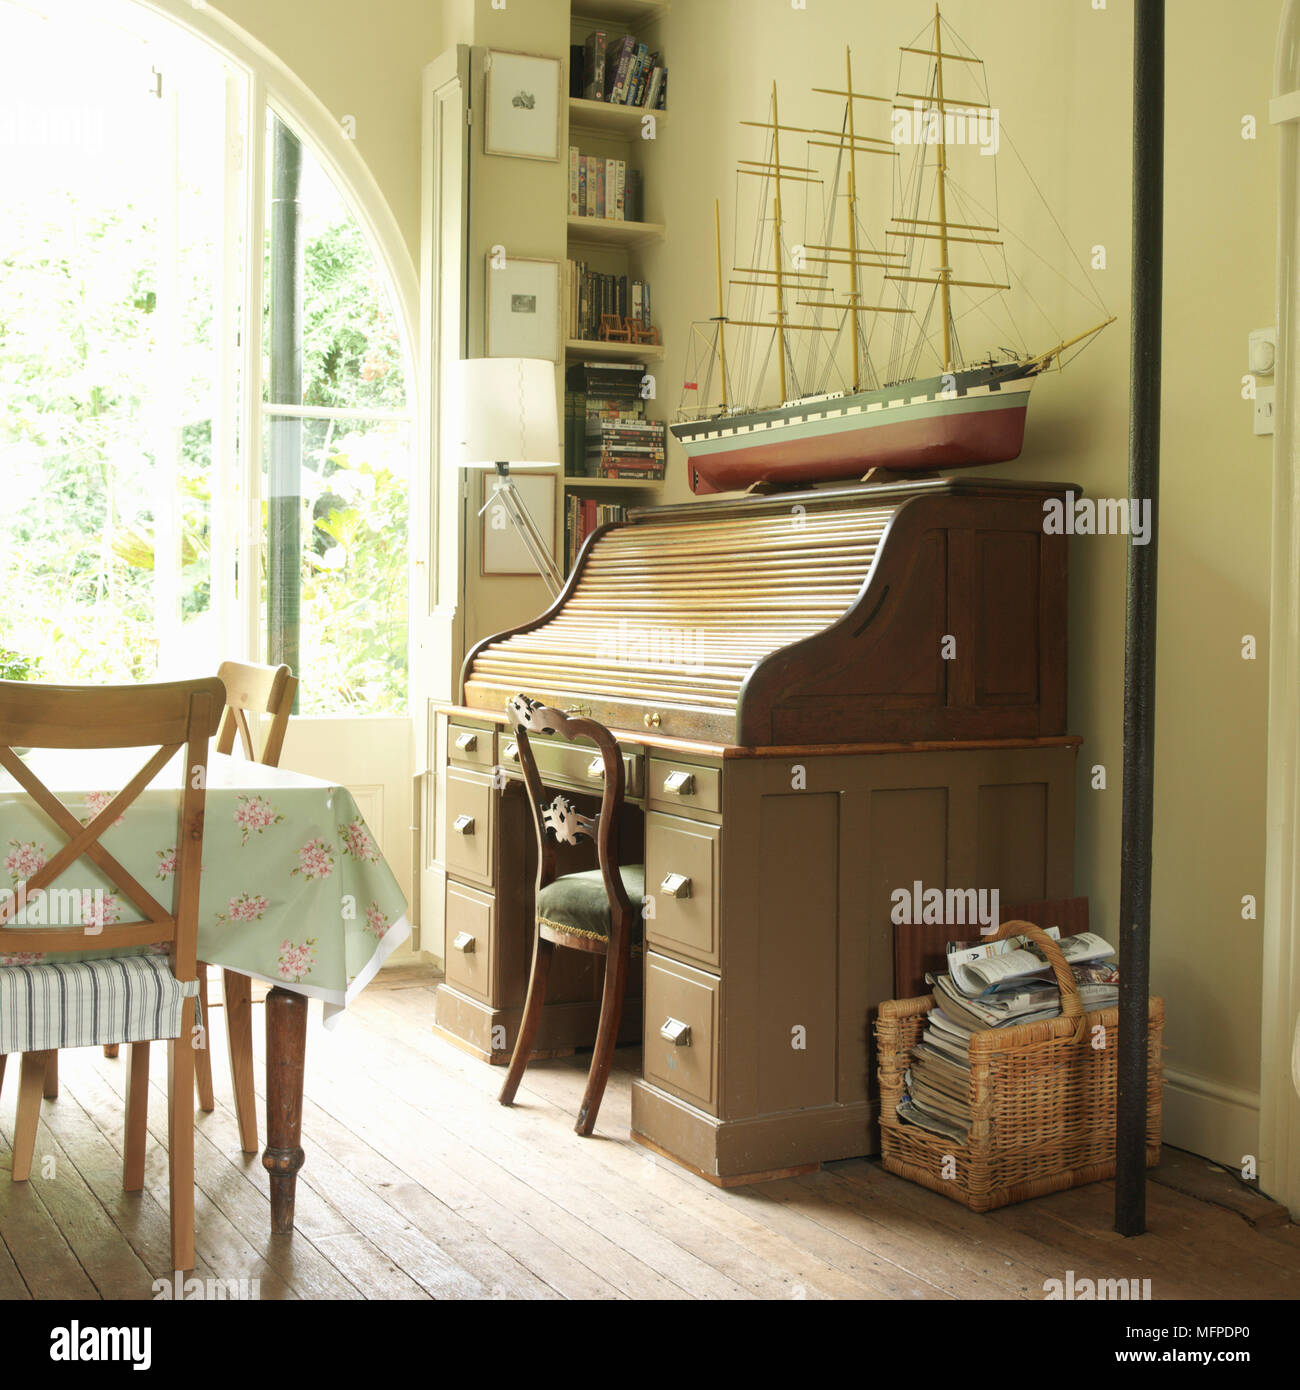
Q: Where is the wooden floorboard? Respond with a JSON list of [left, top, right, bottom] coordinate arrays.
[[2, 967, 1296, 1300]]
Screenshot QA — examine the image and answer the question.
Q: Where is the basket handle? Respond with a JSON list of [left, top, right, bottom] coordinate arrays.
[[988, 919, 1084, 1021]]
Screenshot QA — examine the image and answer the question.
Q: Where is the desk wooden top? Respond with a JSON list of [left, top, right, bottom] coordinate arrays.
[[434, 704, 1083, 761]]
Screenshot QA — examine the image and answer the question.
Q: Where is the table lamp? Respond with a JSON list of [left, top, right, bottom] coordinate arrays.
[[451, 357, 564, 596]]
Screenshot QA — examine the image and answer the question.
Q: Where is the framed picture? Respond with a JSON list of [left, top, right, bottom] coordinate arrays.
[[484, 50, 561, 161], [480, 472, 559, 577], [486, 255, 560, 361]]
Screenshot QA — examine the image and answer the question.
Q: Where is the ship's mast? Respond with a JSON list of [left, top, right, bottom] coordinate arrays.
[[770, 81, 789, 403], [713, 197, 730, 410], [933, 4, 954, 372], [845, 48, 863, 391], [730, 83, 899, 408], [799, 51, 911, 393], [886, 8, 1008, 376]]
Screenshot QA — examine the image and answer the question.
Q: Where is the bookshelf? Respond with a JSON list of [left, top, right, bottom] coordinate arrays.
[[565, 476, 663, 493], [565, 338, 664, 362], [567, 213, 665, 247], [564, 0, 669, 567], [572, 1, 668, 30], [568, 95, 667, 137]]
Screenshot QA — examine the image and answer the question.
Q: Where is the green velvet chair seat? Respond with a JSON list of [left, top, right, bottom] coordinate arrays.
[[537, 865, 645, 943]]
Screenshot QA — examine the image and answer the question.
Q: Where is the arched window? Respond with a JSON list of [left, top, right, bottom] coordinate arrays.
[[0, 0, 416, 716]]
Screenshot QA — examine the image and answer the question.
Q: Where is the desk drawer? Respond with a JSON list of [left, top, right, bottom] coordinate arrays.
[[445, 768, 495, 888], [500, 733, 644, 800], [645, 812, 720, 969], [444, 881, 495, 1003], [449, 722, 496, 770], [648, 757, 721, 816], [643, 952, 719, 1115]]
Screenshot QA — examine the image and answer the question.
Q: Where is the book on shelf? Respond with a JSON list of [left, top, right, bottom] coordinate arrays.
[[566, 260, 655, 342], [895, 929, 1122, 1142], [565, 495, 628, 569], [646, 60, 663, 107], [608, 35, 637, 104], [574, 28, 667, 108], [566, 360, 666, 481], [625, 168, 644, 223], [570, 146, 633, 221], [582, 31, 606, 102]]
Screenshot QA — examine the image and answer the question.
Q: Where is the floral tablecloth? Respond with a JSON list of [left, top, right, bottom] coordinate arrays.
[[0, 750, 410, 1025]]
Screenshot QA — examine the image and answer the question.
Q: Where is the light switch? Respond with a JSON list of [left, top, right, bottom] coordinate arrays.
[[1250, 327, 1276, 437]]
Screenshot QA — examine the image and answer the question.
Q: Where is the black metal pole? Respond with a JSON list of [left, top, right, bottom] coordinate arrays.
[[269, 118, 303, 693], [1116, 0, 1164, 1238]]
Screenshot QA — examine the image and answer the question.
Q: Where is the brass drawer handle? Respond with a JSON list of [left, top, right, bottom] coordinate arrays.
[[454, 732, 479, 753], [663, 770, 695, 796], [587, 756, 606, 780], [661, 872, 691, 900], [452, 814, 476, 835], [644, 711, 661, 729], [452, 931, 476, 953], [503, 741, 520, 763], [660, 1017, 692, 1047]]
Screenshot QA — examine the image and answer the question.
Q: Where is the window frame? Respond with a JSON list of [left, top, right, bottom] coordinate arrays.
[[141, 0, 421, 696]]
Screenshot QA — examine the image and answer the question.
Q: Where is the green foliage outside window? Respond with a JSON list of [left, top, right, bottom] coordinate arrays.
[[0, 192, 409, 713]]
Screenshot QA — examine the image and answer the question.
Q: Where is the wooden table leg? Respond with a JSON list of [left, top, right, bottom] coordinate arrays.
[[262, 986, 307, 1235]]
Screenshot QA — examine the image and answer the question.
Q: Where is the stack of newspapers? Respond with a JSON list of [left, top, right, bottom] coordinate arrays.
[[896, 929, 1119, 1142]]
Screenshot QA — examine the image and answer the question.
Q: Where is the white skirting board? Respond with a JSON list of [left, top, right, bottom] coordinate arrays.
[[1162, 1068, 1261, 1178]]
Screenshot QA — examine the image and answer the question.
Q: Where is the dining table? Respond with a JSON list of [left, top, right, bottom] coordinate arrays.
[[0, 747, 411, 1234]]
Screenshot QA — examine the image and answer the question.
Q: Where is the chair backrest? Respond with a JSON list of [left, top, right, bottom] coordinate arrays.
[[0, 677, 224, 978], [506, 695, 633, 919], [215, 660, 296, 767]]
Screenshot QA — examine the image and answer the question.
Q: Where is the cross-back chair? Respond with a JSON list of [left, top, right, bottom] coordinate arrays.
[[0, 676, 224, 1272], [194, 659, 295, 1153], [215, 659, 297, 766], [498, 695, 643, 1136]]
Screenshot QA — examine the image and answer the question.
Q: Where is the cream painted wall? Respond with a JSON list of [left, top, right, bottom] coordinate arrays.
[[638, 0, 1276, 1162], [211, 0, 440, 261]]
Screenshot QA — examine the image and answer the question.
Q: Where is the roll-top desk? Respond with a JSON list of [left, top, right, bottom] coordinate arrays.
[[434, 478, 1079, 1182]]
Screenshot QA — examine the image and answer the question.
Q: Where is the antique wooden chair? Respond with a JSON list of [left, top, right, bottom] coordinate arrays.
[[195, 659, 296, 1153], [498, 695, 643, 1136], [0, 676, 223, 1272]]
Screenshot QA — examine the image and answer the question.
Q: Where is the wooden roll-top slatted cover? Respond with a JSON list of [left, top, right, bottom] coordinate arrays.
[[461, 478, 1073, 748]]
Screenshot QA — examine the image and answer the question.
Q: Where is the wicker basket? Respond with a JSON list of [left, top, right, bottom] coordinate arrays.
[[877, 919, 1164, 1213]]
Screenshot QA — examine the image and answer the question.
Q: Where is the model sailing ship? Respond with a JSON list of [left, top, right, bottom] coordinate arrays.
[[671, 7, 1114, 495]]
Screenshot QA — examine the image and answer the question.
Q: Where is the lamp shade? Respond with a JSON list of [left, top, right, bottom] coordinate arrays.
[[450, 357, 560, 470]]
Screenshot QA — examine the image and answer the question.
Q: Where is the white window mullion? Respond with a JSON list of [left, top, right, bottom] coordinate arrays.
[[238, 72, 267, 666], [210, 69, 244, 665], [151, 81, 181, 670]]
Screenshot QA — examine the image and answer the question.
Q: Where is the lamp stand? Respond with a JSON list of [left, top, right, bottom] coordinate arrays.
[[478, 462, 564, 596]]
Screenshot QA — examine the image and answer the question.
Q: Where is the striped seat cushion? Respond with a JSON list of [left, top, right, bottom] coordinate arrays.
[[0, 955, 199, 1054]]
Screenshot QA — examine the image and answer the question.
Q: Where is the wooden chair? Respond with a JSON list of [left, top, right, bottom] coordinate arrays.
[[0, 676, 224, 1272], [214, 659, 297, 767], [193, 659, 296, 1154], [498, 695, 642, 1135]]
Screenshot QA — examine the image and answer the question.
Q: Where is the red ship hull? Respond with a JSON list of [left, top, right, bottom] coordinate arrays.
[[685, 396, 1031, 495]]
